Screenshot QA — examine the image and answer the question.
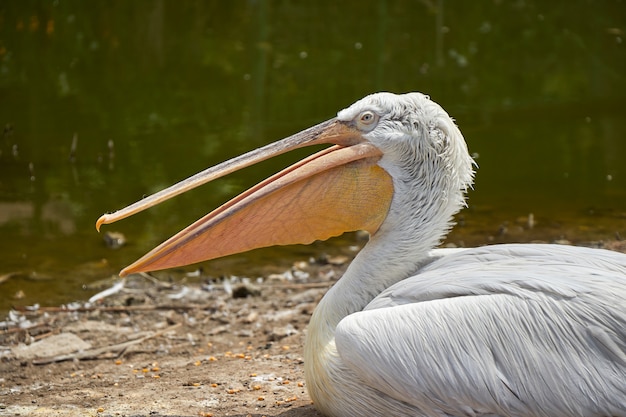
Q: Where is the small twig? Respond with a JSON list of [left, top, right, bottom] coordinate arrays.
[[88, 279, 126, 303], [138, 272, 176, 289], [264, 281, 333, 289], [32, 323, 182, 365], [32, 329, 60, 341]]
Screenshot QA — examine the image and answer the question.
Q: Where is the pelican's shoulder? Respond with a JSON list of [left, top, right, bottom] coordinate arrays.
[[365, 243, 626, 311]]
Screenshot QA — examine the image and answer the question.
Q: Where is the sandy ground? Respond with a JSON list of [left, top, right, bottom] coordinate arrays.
[[1, 240, 625, 417]]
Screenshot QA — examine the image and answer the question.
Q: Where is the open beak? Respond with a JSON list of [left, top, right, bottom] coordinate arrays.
[[97, 118, 393, 277]]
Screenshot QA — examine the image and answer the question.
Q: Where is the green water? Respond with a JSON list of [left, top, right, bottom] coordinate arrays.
[[1, 1, 625, 312]]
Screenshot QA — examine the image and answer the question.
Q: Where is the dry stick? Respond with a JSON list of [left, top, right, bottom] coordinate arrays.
[[1, 321, 54, 335], [32, 323, 182, 365], [0, 271, 23, 284], [12, 304, 216, 314]]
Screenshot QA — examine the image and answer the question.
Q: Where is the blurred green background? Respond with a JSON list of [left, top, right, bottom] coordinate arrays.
[[1, 0, 625, 311]]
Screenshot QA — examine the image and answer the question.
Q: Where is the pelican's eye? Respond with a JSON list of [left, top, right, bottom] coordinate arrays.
[[356, 110, 379, 131]]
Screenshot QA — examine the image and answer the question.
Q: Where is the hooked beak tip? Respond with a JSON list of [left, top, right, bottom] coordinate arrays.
[[96, 215, 107, 232]]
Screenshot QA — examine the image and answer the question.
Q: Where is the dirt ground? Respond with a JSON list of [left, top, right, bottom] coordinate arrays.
[[0, 257, 345, 417], [1, 240, 625, 417]]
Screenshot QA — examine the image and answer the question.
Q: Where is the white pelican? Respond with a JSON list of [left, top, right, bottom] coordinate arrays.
[[97, 92, 626, 417]]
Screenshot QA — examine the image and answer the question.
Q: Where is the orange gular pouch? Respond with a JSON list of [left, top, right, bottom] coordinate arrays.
[[118, 144, 393, 276]]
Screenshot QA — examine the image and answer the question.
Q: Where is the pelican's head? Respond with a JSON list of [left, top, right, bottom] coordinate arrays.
[[336, 93, 475, 243], [337, 92, 474, 193], [97, 92, 475, 276]]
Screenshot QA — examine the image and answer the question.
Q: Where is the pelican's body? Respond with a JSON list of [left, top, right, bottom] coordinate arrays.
[[308, 244, 626, 416], [98, 92, 626, 416]]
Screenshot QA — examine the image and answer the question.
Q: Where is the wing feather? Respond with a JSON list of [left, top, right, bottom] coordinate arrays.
[[335, 244, 626, 416]]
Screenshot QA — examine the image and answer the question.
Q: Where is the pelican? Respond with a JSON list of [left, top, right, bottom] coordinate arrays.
[[97, 92, 626, 417]]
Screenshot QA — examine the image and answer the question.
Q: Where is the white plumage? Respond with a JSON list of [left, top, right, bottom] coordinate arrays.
[[98, 92, 626, 417], [310, 244, 626, 416]]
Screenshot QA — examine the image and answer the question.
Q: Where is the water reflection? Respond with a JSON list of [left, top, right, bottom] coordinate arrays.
[[0, 1, 625, 311]]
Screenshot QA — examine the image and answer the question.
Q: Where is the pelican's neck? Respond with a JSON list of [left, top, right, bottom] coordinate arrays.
[[309, 212, 445, 338], [304, 193, 457, 409], [307, 138, 473, 352], [314, 237, 415, 328]]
